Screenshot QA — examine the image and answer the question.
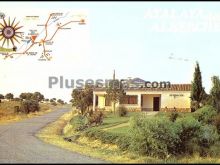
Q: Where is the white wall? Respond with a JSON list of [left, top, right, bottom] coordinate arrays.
[[94, 90, 191, 111], [161, 91, 191, 109], [142, 94, 161, 109]]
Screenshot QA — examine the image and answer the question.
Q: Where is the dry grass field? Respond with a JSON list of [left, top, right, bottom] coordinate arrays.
[[0, 101, 53, 124]]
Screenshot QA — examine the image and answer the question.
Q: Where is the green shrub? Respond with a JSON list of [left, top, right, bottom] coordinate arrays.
[[128, 114, 219, 158], [84, 127, 130, 151], [116, 135, 131, 151], [117, 106, 128, 117], [198, 124, 219, 148], [129, 115, 181, 158], [84, 128, 118, 144], [193, 105, 217, 124], [88, 111, 104, 126], [70, 115, 87, 131], [208, 142, 220, 157], [192, 125, 219, 157], [20, 100, 39, 114], [213, 114, 220, 134], [175, 116, 202, 154], [168, 111, 180, 122], [175, 115, 219, 156]]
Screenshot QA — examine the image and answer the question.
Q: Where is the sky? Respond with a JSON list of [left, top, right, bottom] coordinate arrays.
[[0, 2, 220, 102]]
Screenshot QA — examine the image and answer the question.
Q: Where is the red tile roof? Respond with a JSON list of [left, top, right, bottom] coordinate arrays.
[[168, 84, 192, 91], [94, 84, 192, 92]]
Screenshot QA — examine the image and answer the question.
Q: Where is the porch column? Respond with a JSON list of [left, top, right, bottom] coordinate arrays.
[[138, 94, 141, 109], [93, 93, 96, 111]]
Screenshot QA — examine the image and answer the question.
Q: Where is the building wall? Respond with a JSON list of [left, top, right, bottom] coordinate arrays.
[[160, 91, 191, 112], [142, 94, 161, 111], [98, 95, 105, 108], [94, 90, 191, 112]]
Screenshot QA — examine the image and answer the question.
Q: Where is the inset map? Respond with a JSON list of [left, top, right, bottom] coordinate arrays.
[[0, 12, 86, 61]]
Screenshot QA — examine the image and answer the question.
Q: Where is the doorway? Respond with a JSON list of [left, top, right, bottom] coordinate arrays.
[[153, 97, 160, 111]]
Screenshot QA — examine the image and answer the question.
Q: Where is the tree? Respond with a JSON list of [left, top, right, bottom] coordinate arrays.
[[191, 61, 206, 111], [20, 100, 40, 114], [5, 93, 14, 100], [57, 99, 64, 105], [0, 94, 4, 103], [13, 97, 21, 101], [19, 92, 44, 102], [19, 92, 33, 100], [71, 85, 93, 115], [44, 98, 49, 102], [69, 99, 73, 103], [84, 85, 94, 111], [32, 92, 44, 102], [0, 94, 4, 99], [105, 79, 126, 114], [210, 76, 220, 113]]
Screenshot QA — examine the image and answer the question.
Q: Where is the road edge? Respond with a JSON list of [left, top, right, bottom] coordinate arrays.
[[35, 109, 110, 163]]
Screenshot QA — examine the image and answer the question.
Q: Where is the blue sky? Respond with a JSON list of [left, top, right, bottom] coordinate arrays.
[[0, 2, 220, 101]]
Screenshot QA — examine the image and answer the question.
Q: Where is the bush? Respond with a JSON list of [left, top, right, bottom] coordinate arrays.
[[84, 128, 130, 151], [12, 98, 21, 101], [213, 114, 220, 134], [193, 105, 217, 124], [20, 100, 39, 114], [128, 114, 219, 158], [70, 115, 87, 131], [208, 142, 220, 157], [129, 115, 181, 158], [116, 135, 131, 151], [51, 102, 57, 106], [191, 101, 199, 112], [168, 111, 180, 122], [198, 125, 219, 149], [175, 116, 202, 154], [88, 111, 104, 126], [175, 115, 219, 156], [117, 106, 128, 117], [189, 124, 220, 157], [84, 128, 118, 143]]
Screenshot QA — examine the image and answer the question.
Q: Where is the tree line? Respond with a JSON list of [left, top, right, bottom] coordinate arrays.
[[0, 92, 66, 105]]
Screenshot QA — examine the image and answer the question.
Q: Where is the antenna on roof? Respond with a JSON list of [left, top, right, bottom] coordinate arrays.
[[168, 53, 190, 62]]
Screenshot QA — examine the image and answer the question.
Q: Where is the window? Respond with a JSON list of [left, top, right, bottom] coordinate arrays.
[[105, 96, 111, 106], [120, 95, 138, 104]]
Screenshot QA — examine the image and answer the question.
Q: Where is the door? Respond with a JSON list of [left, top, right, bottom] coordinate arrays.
[[153, 97, 160, 111]]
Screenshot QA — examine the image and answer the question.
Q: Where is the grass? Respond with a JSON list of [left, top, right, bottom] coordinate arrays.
[[105, 124, 129, 134], [37, 110, 220, 163], [0, 101, 64, 124], [36, 110, 150, 163], [91, 111, 154, 135]]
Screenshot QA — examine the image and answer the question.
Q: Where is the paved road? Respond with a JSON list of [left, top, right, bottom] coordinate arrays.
[[0, 108, 107, 163]]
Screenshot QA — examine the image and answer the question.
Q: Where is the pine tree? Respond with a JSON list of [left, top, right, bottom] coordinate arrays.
[[191, 61, 205, 110]]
